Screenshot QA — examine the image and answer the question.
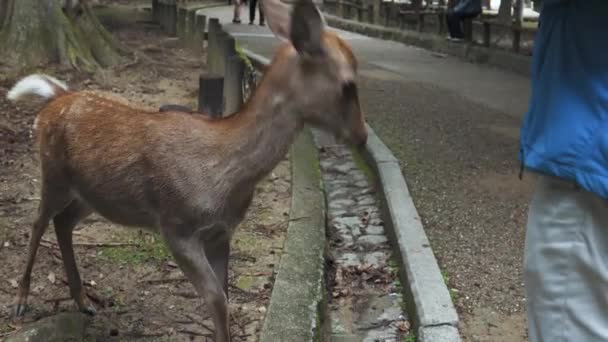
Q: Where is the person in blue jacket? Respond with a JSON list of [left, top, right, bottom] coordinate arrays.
[[519, 0, 608, 341], [445, 0, 482, 41]]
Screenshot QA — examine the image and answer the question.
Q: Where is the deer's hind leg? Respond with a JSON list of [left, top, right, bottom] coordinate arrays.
[[53, 199, 95, 315], [14, 182, 73, 317]]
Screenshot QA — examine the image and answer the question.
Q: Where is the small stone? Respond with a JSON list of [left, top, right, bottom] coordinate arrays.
[[365, 225, 385, 235], [358, 235, 388, 247], [258, 306, 267, 313], [340, 235, 354, 248], [3, 312, 87, 342], [354, 180, 368, 188], [328, 188, 350, 201], [356, 196, 376, 206], [329, 162, 356, 174], [354, 187, 375, 197], [320, 159, 334, 170], [364, 252, 387, 268], [3, 241, 10, 247], [330, 199, 355, 210], [337, 253, 361, 267], [9, 278, 18, 288], [333, 216, 361, 227], [329, 208, 349, 218], [325, 180, 349, 191], [47, 272, 56, 284]]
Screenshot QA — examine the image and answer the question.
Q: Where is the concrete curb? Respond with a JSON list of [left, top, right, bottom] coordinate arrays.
[[323, 13, 531, 78], [362, 125, 461, 342], [258, 129, 328, 342]]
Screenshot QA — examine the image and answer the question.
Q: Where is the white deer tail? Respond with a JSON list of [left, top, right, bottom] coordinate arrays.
[[6, 74, 69, 102]]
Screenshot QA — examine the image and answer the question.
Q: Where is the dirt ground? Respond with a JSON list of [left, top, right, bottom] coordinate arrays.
[[0, 5, 290, 341]]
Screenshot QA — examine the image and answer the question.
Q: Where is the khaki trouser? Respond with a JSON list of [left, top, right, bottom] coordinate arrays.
[[525, 175, 608, 341]]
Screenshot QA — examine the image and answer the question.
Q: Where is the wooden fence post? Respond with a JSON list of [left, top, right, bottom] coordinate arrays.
[[224, 55, 244, 115], [193, 12, 206, 53], [177, 6, 187, 41], [207, 18, 221, 74], [166, 0, 177, 36], [152, 0, 159, 22], [198, 73, 224, 117], [512, 0, 523, 52], [186, 9, 198, 48]]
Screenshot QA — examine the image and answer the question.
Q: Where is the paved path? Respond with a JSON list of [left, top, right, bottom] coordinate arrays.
[[200, 6, 533, 341]]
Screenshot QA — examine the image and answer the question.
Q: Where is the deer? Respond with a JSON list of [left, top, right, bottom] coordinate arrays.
[[5, 0, 366, 340]]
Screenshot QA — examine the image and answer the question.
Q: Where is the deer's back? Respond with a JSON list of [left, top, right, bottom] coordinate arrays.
[[34, 90, 251, 232]]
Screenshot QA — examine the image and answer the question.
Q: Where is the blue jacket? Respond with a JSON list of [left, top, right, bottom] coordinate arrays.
[[519, 0, 608, 199]]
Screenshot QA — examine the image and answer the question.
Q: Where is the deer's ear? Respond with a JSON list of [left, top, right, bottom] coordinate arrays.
[[289, 0, 324, 56], [261, 0, 293, 42], [261, 0, 325, 47]]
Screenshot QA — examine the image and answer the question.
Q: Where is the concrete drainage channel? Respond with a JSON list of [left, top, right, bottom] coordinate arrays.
[[242, 48, 461, 341], [313, 130, 408, 341]]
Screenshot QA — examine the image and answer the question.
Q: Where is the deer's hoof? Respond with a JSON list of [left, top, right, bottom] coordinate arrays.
[[80, 305, 97, 316], [13, 303, 28, 317]]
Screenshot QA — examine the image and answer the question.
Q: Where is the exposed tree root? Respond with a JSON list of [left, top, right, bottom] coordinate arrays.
[[0, 0, 123, 73]]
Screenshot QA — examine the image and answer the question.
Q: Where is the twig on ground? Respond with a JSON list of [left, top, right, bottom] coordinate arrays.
[[41, 237, 139, 248], [139, 276, 188, 285], [265, 215, 310, 230], [177, 329, 211, 337], [0, 328, 18, 338], [124, 331, 166, 338], [45, 296, 72, 303], [239, 272, 272, 277], [171, 291, 198, 299], [184, 313, 213, 332]]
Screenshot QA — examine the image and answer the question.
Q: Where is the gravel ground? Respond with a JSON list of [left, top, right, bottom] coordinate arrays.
[[357, 67, 535, 341]]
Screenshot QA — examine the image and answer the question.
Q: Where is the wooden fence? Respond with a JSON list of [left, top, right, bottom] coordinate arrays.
[[153, 0, 257, 117], [322, 0, 537, 55]]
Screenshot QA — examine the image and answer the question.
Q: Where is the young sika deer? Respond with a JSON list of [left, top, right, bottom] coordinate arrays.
[[6, 0, 366, 340]]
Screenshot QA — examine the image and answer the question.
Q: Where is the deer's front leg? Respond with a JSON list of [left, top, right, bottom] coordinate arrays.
[[161, 227, 230, 342]]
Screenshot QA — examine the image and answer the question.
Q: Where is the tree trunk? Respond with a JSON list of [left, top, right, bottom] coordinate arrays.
[[0, 0, 123, 72], [498, 0, 513, 23], [0, 0, 11, 30]]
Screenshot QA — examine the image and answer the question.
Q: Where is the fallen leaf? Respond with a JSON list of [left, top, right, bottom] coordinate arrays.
[[9, 278, 18, 288], [397, 320, 410, 332], [47, 272, 56, 284]]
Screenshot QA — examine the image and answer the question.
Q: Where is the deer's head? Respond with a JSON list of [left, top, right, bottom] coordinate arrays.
[[261, 0, 368, 147]]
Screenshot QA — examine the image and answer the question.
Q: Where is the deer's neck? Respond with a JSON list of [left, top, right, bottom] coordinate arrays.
[[221, 83, 303, 188]]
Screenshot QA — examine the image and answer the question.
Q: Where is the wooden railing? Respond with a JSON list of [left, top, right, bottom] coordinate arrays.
[[322, 0, 537, 55]]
